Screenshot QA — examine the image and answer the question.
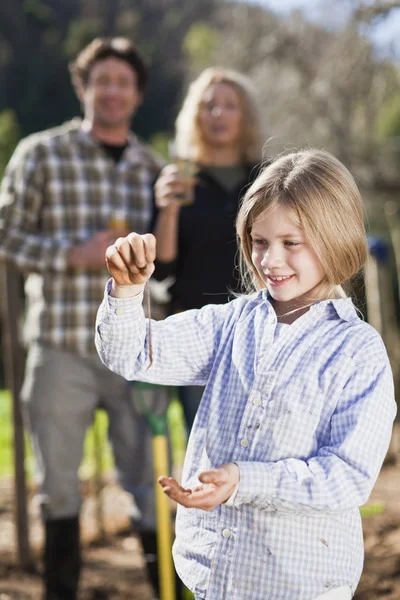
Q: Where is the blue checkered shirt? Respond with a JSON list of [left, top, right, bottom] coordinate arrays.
[[95, 287, 396, 600]]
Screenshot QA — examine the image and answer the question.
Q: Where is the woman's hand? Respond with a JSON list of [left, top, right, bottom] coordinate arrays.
[[158, 463, 240, 511], [154, 164, 187, 212], [105, 232, 156, 288]]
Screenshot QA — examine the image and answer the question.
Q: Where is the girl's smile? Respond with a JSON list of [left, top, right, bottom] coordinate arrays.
[[266, 274, 295, 286], [250, 205, 325, 317]]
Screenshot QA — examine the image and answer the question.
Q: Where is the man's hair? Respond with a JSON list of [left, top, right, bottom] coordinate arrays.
[[175, 67, 265, 164], [69, 37, 147, 94], [236, 148, 368, 299]]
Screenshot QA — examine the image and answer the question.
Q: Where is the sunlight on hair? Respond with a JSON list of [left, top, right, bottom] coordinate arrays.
[[236, 148, 368, 308]]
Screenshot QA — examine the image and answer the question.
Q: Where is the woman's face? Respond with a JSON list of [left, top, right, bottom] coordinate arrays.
[[197, 83, 243, 150]]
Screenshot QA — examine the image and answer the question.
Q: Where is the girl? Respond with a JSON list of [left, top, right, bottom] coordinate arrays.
[[96, 149, 396, 600], [153, 67, 265, 432]]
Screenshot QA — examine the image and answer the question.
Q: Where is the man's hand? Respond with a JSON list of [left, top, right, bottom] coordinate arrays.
[[105, 232, 156, 287], [158, 463, 240, 511], [67, 230, 127, 270]]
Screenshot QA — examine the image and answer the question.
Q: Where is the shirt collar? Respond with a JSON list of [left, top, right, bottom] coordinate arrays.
[[76, 123, 164, 172], [76, 120, 138, 149], [321, 297, 359, 322], [260, 289, 358, 322], [75, 119, 156, 165]]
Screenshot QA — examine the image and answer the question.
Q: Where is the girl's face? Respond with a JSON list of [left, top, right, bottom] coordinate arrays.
[[250, 205, 325, 316], [198, 83, 243, 150]]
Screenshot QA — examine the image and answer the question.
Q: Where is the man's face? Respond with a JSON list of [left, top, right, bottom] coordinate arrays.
[[81, 57, 143, 129]]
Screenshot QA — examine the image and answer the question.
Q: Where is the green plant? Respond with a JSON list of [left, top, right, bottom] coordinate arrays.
[[0, 390, 188, 479]]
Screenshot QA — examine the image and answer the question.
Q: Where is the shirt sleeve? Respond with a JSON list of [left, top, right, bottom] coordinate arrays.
[[95, 279, 231, 385], [0, 141, 73, 273], [234, 350, 396, 512], [224, 482, 240, 506]]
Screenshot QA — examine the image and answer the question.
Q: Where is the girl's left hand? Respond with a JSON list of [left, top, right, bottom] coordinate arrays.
[[158, 463, 239, 511]]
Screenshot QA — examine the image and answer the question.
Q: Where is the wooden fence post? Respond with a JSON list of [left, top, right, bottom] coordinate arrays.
[[365, 236, 400, 457], [385, 200, 400, 303], [0, 262, 32, 568], [365, 237, 398, 348]]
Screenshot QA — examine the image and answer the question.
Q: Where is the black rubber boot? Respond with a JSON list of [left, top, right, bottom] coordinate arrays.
[[138, 530, 185, 600], [43, 516, 81, 600]]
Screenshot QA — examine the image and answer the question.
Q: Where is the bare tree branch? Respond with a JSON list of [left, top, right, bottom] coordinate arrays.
[[354, 0, 400, 22]]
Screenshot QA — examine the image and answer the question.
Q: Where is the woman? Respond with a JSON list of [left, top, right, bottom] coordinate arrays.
[[153, 67, 266, 432]]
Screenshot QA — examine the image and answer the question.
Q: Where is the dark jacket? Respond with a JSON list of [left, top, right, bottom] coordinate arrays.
[[154, 164, 261, 312]]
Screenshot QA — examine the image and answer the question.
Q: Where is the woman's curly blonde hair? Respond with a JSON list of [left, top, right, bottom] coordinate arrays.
[[175, 67, 265, 164]]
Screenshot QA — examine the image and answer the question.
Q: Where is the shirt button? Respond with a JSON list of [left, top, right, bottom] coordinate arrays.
[[115, 308, 124, 316], [252, 397, 261, 407], [222, 528, 231, 539], [240, 438, 249, 448]]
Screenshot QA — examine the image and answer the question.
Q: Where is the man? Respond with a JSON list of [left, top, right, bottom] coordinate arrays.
[[0, 37, 169, 600]]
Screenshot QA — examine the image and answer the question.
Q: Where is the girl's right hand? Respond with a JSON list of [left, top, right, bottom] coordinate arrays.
[[105, 232, 156, 287], [158, 463, 240, 511], [154, 164, 185, 212]]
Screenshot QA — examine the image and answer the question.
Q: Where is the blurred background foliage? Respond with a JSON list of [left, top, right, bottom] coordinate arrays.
[[0, 0, 399, 189], [0, 1, 399, 326]]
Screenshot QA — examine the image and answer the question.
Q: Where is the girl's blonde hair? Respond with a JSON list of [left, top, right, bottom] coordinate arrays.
[[175, 67, 264, 164], [236, 149, 368, 300]]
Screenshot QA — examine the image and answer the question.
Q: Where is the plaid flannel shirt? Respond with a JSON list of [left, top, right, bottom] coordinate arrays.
[[96, 288, 396, 600], [0, 119, 163, 355]]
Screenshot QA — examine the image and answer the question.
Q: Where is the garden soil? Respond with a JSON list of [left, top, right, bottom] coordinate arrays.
[[1, 426, 400, 600]]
